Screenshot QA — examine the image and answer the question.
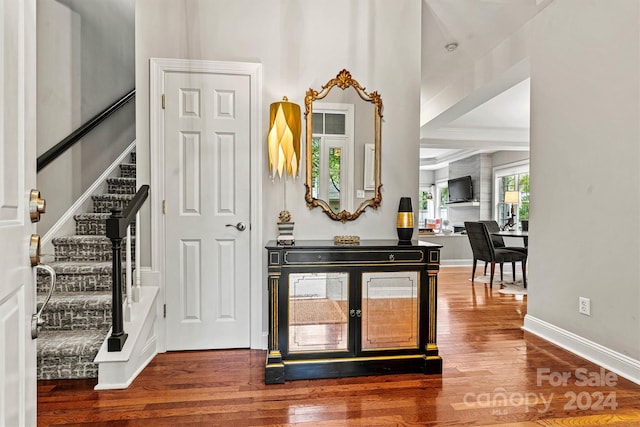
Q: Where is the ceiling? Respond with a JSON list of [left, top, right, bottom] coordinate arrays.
[[419, 0, 552, 170]]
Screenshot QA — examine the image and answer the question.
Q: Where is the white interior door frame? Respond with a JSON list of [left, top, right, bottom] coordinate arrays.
[[150, 58, 263, 351]]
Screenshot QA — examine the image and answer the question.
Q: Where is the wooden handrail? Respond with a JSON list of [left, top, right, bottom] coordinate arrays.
[[37, 89, 135, 171], [105, 184, 149, 352]]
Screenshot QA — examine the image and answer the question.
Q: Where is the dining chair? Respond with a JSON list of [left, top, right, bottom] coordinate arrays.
[[464, 221, 527, 288], [479, 220, 528, 275]]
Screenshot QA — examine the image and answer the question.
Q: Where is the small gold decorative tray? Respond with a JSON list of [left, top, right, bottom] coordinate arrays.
[[334, 235, 360, 245]]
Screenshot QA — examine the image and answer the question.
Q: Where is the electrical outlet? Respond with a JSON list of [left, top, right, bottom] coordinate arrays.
[[579, 297, 591, 316]]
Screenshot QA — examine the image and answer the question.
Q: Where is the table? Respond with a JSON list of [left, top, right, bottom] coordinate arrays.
[[264, 239, 443, 384], [492, 230, 528, 247]]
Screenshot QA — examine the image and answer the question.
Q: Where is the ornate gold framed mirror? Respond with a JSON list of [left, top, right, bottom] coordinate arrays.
[[304, 69, 383, 222]]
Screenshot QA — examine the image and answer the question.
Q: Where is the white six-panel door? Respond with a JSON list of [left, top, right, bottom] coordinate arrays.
[[0, 0, 37, 425], [163, 71, 251, 350]]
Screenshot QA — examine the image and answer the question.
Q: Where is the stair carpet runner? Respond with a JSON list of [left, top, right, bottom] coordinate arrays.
[[36, 152, 136, 380]]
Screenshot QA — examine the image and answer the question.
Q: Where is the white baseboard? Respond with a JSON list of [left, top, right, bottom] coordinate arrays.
[[441, 259, 473, 266], [94, 285, 159, 389], [258, 332, 268, 350], [523, 314, 640, 385]]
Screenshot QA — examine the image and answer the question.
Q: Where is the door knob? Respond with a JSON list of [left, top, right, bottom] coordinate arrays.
[[29, 189, 46, 222], [30, 234, 41, 267], [225, 222, 247, 231]]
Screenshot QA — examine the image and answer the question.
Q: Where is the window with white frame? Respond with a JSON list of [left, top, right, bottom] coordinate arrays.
[[435, 180, 448, 221], [418, 185, 434, 228], [493, 161, 529, 229]]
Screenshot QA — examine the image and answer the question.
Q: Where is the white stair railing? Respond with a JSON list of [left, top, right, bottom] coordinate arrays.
[[134, 211, 141, 302], [124, 224, 133, 322]]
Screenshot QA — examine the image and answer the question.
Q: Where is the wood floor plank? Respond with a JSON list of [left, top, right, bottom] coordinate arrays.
[[38, 266, 640, 426]]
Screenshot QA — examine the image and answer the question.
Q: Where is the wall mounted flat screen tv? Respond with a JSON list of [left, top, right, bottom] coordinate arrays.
[[447, 175, 473, 203]]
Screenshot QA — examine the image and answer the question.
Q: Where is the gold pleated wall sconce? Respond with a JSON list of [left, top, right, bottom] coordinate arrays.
[[267, 97, 302, 179]]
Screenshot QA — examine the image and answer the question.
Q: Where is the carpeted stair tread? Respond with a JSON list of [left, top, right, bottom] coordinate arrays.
[[52, 235, 135, 262], [74, 213, 136, 236], [106, 177, 136, 185], [37, 292, 112, 311], [91, 193, 135, 213], [37, 261, 114, 293], [40, 260, 113, 273], [107, 177, 137, 194], [53, 235, 111, 244], [74, 213, 112, 221], [119, 163, 136, 178], [37, 292, 113, 331], [37, 329, 107, 357], [92, 192, 135, 199], [91, 193, 134, 202]]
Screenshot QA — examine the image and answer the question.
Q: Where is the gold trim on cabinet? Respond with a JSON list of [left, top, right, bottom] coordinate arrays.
[[283, 249, 425, 265], [428, 274, 437, 344], [269, 251, 280, 265], [284, 354, 427, 365], [269, 277, 279, 351]]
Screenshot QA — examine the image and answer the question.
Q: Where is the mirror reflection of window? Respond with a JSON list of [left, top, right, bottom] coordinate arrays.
[[311, 137, 320, 199], [311, 105, 354, 213], [328, 147, 341, 212]]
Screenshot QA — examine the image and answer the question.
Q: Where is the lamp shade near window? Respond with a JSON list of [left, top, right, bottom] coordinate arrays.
[[504, 191, 520, 204], [267, 97, 301, 179], [503, 191, 519, 229]]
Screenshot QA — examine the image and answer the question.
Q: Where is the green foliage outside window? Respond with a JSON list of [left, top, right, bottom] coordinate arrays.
[[418, 190, 432, 211], [518, 174, 530, 220], [440, 187, 448, 207], [498, 172, 530, 224]]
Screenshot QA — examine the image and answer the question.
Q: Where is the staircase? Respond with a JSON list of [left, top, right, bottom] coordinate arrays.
[[37, 152, 136, 380]]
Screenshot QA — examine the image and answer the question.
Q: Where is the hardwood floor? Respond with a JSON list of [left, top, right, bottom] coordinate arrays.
[[37, 266, 640, 426]]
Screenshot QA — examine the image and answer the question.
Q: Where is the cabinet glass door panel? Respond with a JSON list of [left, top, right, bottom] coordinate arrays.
[[288, 272, 349, 353], [361, 271, 419, 351]]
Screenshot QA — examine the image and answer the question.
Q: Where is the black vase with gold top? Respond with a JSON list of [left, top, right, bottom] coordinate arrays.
[[396, 197, 414, 243]]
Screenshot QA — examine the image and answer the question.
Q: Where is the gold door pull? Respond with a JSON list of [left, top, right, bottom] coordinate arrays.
[[29, 189, 46, 222], [29, 234, 41, 267]]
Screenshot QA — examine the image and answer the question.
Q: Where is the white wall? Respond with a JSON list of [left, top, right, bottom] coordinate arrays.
[[492, 150, 529, 168], [37, 0, 135, 235], [36, 0, 81, 235], [135, 0, 422, 345], [528, 0, 640, 365], [420, 170, 435, 186], [135, 0, 422, 257], [420, 0, 640, 381], [434, 166, 448, 182]]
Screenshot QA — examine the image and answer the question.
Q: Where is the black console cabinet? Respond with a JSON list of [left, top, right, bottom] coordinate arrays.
[[265, 240, 442, 384]]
